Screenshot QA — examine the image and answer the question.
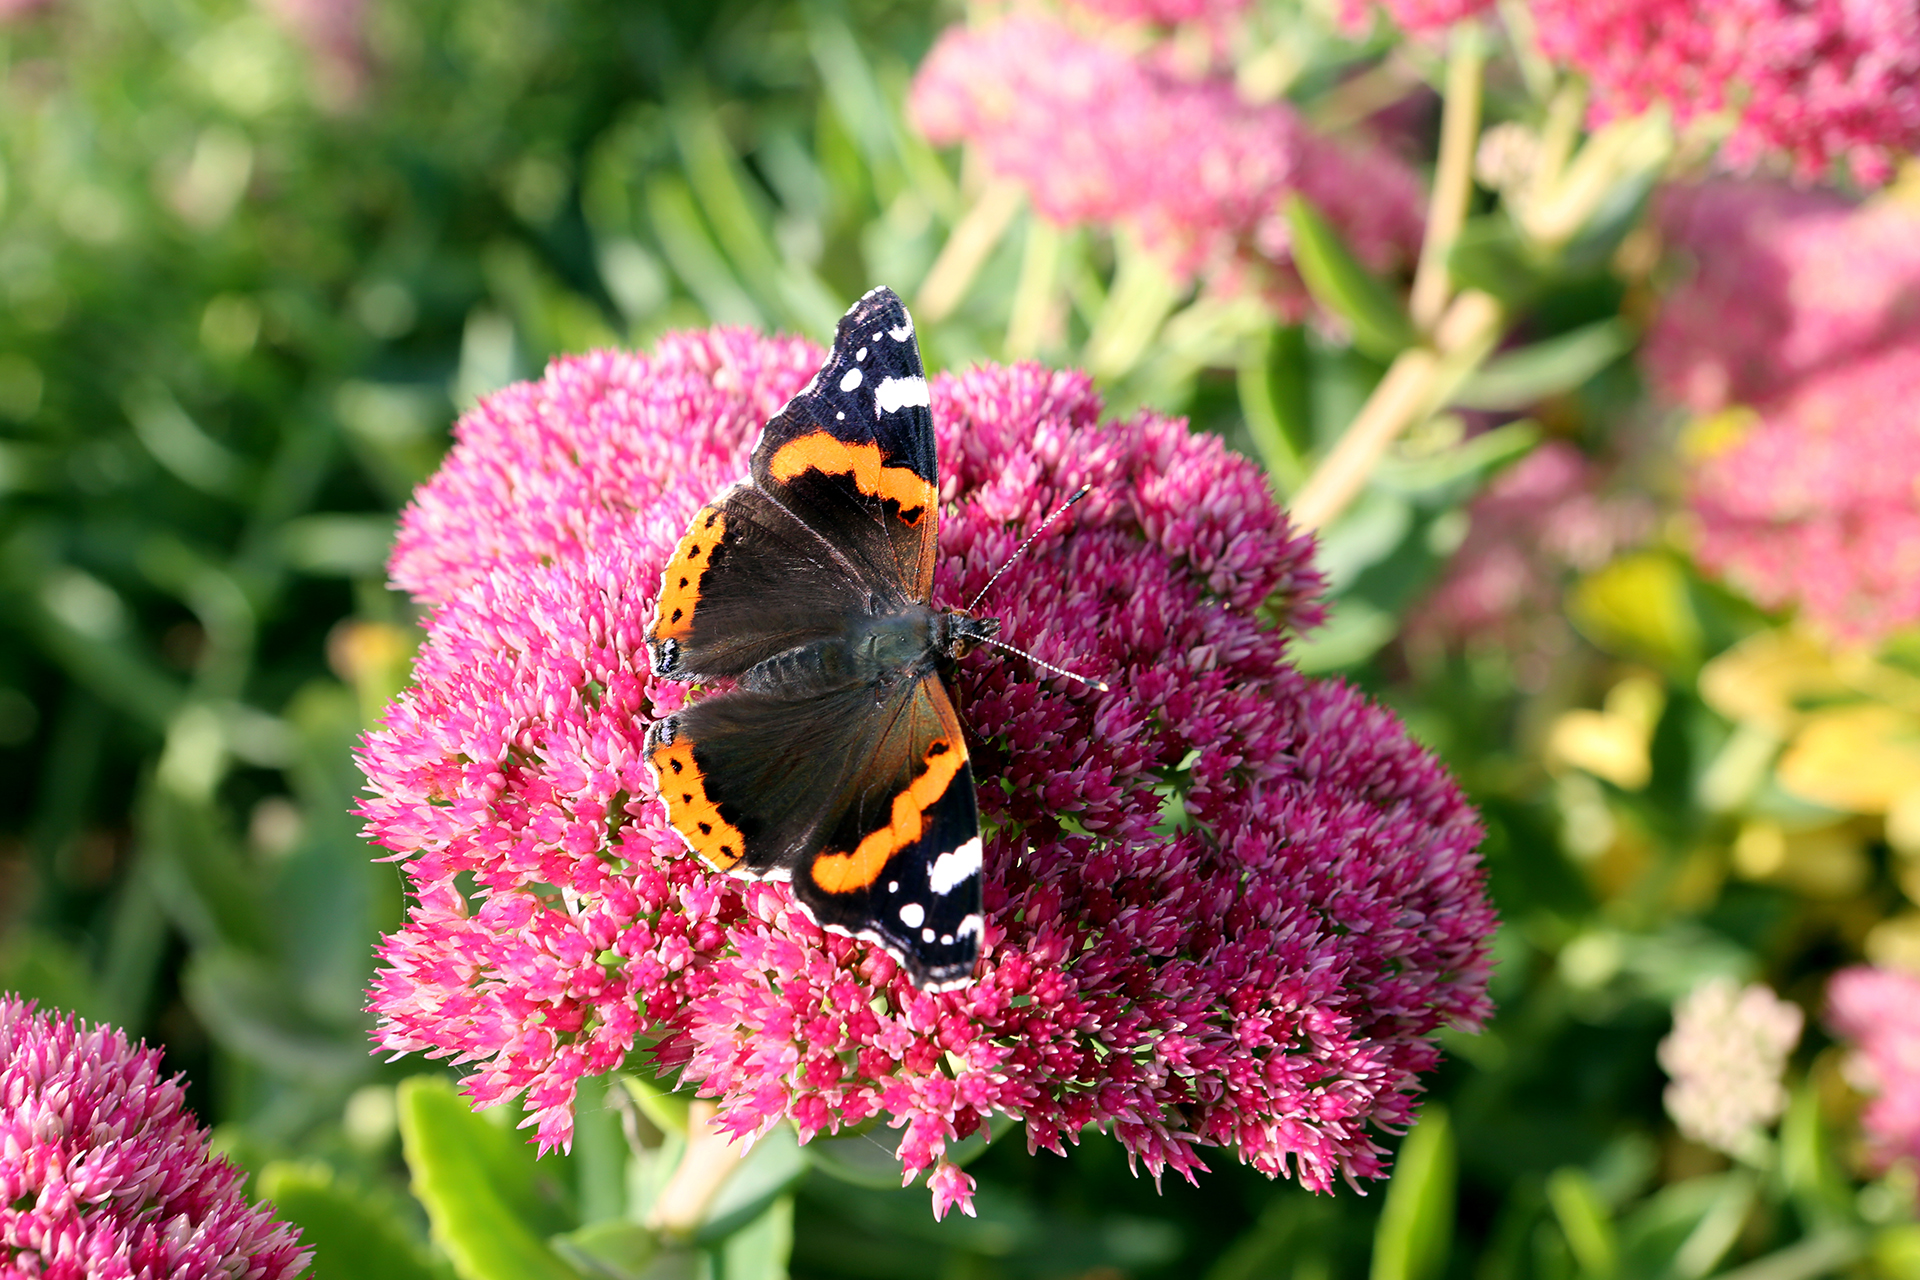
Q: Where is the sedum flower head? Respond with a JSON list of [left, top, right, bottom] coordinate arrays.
[[0, 996, 310, 1280], [1648, 181, 1920, 414], [1688, 344, 1920, 643], [1829, 966, 1920, 1169], [907, 16, 1425, 316], [1531, 0, 1920, 185], [362, 326, 1496, 1216], [1657, 978, 1802, 1156]]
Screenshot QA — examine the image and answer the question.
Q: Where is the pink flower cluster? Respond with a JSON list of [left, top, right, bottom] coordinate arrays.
[[1531, 0, 1920, 185], [907, 16, 1426, 317], [0, 997, 310, 1280], [362, 326, 1496, 1216], [1828, 967, 1920, 1170], [1689, 346, 1920, 641], [1647, 181, 1920, 642], [1407, 442, 1653, 676]]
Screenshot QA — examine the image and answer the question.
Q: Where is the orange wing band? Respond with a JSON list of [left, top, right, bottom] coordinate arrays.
[[650, 737, 745, 871], [769, 431, 934, 524], [651, 506, 726, 642], [811, 737, 965, 893]]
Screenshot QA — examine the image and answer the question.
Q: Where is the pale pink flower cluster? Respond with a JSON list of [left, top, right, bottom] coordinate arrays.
[[1658, 978, 1803, 1155], [1407, 442, 1654, 672], [1531, 0, 1920, 185], [1649, 181, 1920, 642], [363, 326, 1495, 1217], [0, 997, 310, 1280], [907, 16, 1426, 317], [1828, 967, 1920, 1169], [1649, 182, 1920, 413]]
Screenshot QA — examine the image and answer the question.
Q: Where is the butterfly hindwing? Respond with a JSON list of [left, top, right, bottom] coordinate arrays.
[[749, 286, 939, 605], [790, 676, 982, 990], [642, 673, 982, 988]]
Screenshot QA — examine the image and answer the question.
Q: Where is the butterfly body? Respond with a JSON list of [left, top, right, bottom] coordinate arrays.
[[643, 287, 993, 990]]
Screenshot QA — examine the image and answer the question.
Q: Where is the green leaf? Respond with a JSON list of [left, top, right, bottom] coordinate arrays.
[[619, 1069, 691, 1139], [1446, 215, 1547, 306], [1236, 325, 1310, 492], [1370, 1106, 1455, 1280], [1371, 421, 1541, 497], [256, 1161, 437, 1280], [1286, 196, 1416, 360], [549, 1221, 660, 1280], [1545, 1167, 1618, 1278], [712, 1195, 793, 1280], [807, 1113, 1017, 1191], [1454, 320, 1635, 411], [397, 1076, 584, 1280], [696, 1125, 807, 1244]]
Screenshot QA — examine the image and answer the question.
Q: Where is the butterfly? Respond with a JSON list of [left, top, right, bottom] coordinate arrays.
[[643, 286, 1001, 990]]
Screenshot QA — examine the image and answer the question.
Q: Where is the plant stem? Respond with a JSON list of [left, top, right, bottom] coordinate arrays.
[[1409, 26, 1486, 333], [645, 1100, 747, 1241], [1287, 290, 1502, 533]]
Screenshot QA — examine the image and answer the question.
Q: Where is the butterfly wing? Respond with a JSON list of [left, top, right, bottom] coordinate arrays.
[[646, 286, 939, 681], [749, 286, 939, 607], [647, 483, 878, 682], [644, 672, 982, 989]]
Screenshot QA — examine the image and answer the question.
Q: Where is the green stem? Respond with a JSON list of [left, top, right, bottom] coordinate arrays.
[[1409, 25, 1486, 333]]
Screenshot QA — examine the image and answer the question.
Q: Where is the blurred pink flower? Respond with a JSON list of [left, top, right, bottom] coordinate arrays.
[[907, 16, 1426, 317], [1531, 0, 1920, 185], [363, 326, 1496, 1217], [0, 0, 53, 21], [1647, 181, 1920, 412], [1689, 344, 1920, 642], [1829, 966, 1920, 1169], [0, 997, 310, 1280], [1408, 442, 1654, 672], [254, 0, 370, 109]]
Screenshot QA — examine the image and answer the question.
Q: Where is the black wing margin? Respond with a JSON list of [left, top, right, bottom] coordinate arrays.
[[748, 286, 940, 605]]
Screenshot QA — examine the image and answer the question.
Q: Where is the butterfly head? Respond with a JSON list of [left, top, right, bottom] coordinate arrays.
[[936, 609, 1001, 661]]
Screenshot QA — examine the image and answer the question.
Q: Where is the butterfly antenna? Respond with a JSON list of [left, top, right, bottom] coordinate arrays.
[[984, 637, 1110, 692], [966, 483, 1094, 613]]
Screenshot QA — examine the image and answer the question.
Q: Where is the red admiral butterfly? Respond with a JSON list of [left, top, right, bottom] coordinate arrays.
[[645, 286, 1040, 990]]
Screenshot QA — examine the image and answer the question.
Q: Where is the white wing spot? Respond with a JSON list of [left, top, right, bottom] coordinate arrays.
[[888, 880, 899, 893], [856, 347, 868, 361], [840, 368, 863, 392], [899, 902, 926, 928], [956, 915, 982, 940], [889, 316, 913, 342], [871, 331, 881, 342], [921, 927, 936, 943], [928, 836, 982, 895], [941, 934, 953, 946], [836, 411, 845, 420], [875, 375, 930, 414]]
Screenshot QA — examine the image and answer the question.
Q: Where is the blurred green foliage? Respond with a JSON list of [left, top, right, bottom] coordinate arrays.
[[5, 0, 1920, 1278]]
